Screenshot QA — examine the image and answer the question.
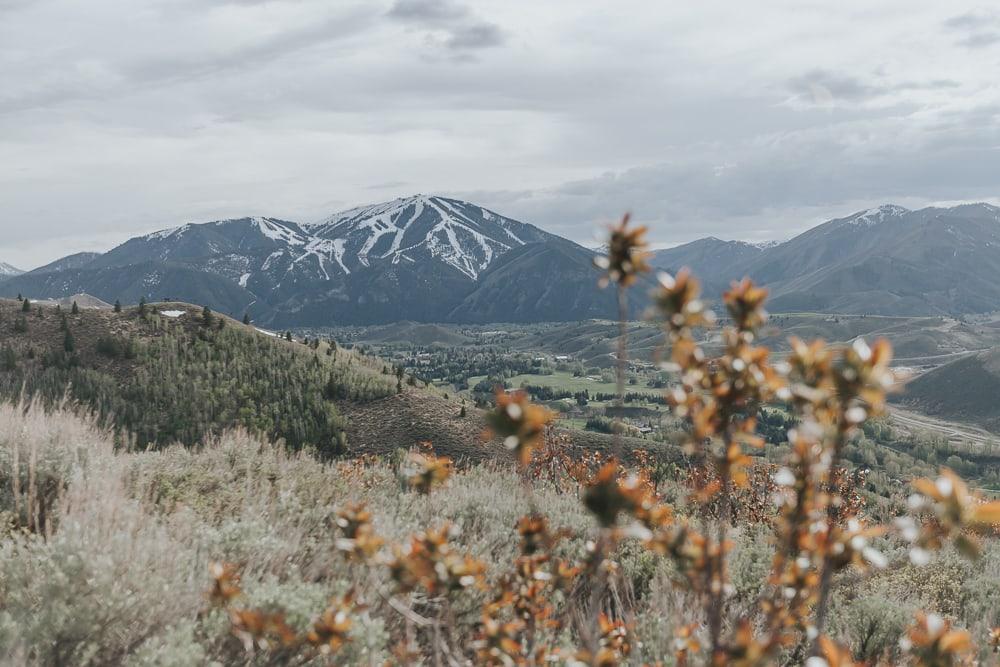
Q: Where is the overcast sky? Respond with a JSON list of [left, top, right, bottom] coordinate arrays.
[[3, 0, 1000, 269]]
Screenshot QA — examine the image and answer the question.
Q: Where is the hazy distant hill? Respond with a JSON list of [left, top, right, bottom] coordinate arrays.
[[654, 203, 1000, 316], [30, 251, 102, 273], [0, 261, 257, 317], [651, 237, 770, 295], [745, 204, 1000, 315], [448, 237, 624, 323]]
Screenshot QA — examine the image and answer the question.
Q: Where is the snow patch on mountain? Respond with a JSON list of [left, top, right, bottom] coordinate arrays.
[[255, 217, 308, 246], [846, 204, 910, 227], [310, 194, 542, 280], [0, 262, 23, 276], [145, 224, 190, 241]]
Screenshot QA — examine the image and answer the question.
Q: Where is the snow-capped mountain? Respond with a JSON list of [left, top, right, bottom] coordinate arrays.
[[1, 195, 611, 325], [86, 195, 555, 292], [0, 262, 23, 277], [309, 195, 552, 279], [10, 199, 1000, 323]]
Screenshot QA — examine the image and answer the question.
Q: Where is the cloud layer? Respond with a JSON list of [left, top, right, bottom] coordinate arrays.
[[2, 1, 1000, 267]]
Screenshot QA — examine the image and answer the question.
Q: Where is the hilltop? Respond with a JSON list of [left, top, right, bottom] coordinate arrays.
[[0, 298, 397, 455]]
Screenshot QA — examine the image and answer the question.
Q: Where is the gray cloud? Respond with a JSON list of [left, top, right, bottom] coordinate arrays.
[[387, 0, 467, 23], [944, 10, 1000, 49], [386, 0, 505, 58], [787, 69, 960, 106]]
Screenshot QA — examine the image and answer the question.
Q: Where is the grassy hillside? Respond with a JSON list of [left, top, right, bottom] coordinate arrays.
[[0, 299, 396, 455], [895, 347, 1000, 430], [1, 402, 996, 664]]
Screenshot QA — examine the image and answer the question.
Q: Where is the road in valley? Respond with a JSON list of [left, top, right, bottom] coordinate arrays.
[[889, 407, 995, 448]]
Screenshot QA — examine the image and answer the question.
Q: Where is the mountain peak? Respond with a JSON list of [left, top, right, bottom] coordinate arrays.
[[845, 204, 910, 227], [0, 262, 23, 277], [310, 194, 550, 279]]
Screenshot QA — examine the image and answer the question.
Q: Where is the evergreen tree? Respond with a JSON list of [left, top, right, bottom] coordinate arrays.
[[285, 331, 293, 342], [21, 298, 30, 313], [16, 293, 22, 301], [71, 301, 80, 315], [13, 316, 27, 333], [138, 297, 147, 316], [114, 300, 122, 313], [242, 313, 250, 325], [201, 305, 213, 327], [63, 329, 75, 353], [1, 345, 16, 371]]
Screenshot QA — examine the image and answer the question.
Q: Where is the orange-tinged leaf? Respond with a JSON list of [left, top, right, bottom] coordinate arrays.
[[969, 501, 1000, 526]]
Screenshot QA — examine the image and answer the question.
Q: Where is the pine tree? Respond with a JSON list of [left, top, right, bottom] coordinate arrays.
[[21, 298, 30, 313], [114, 300, 122, 313], [0, 345, 16, 371], [242, 313, 250, 325], [13, 316, 27, 333], [138, 297, 147, 316], [16, 293, 22, 301], [285, 331, 293, 342], [71, 301, 79, 315], [201, 305, 213, 327], [63, 329, 75, 353]]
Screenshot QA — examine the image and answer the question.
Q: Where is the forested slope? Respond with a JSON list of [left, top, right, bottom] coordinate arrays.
[[0, 299, 396, 455]]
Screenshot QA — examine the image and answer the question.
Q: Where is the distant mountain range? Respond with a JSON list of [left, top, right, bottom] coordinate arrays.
[[0, 195, 617, 326], [5, 199, 1000, 324], [653, 203, 1000, 315]]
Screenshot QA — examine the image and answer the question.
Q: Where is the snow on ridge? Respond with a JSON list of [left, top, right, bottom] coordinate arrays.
[[145, 223, 191, 241], [132, 197, 536, 285], [303, 194, 524, 279], [255, 217, 307, 246], [0, 261, 23, 276], [847, 204, 910, 227]]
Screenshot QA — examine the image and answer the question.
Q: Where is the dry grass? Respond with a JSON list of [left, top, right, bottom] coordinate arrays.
[[0, 401, 997, 664]]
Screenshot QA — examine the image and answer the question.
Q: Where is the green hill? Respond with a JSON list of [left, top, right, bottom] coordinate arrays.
[[0, 299, 396, 455]]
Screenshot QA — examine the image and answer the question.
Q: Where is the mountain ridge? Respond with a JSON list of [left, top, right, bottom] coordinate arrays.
[[6, 198, 1000, 323]]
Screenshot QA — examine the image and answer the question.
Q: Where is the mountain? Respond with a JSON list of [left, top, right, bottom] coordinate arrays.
[[13, 198, 1000, 324], [30, 251, 102, 273], [746, 203, 1000, 315], [651, 237, 771, 295], [660, 203, 1000, 316], [0, 262, 23, 277], [449, 237, 624, 322], [1, 195, 617, 326]]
